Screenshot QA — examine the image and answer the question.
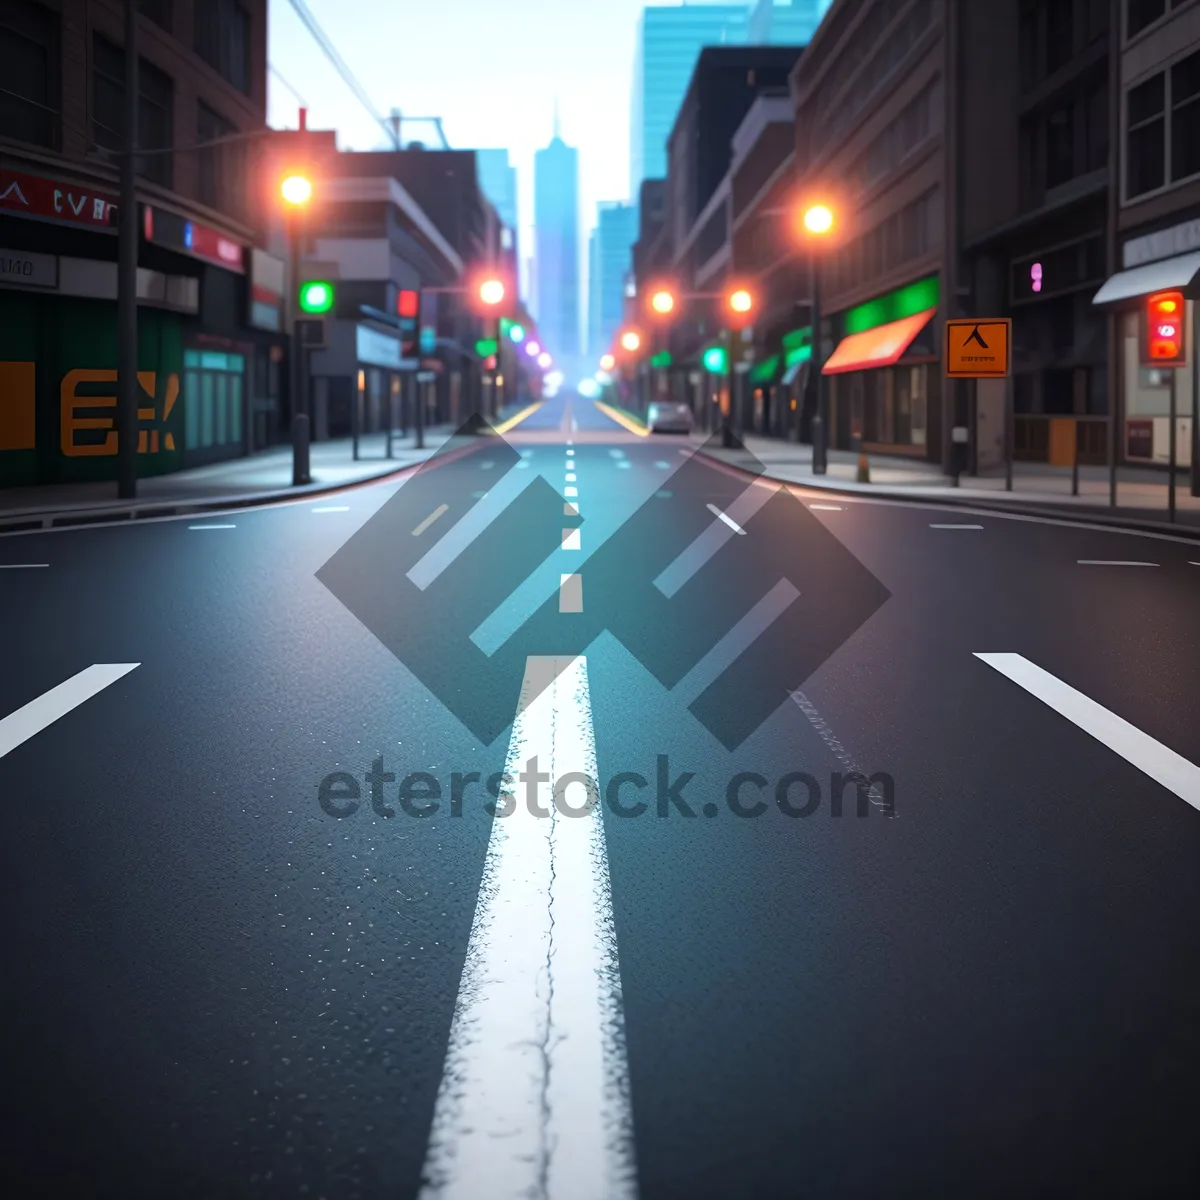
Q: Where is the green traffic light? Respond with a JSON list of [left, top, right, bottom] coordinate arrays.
[[703, 346, 727, 373], [508, 323, 526, 343], [299, 280, 334, 314], [475, 337, 499, 357]]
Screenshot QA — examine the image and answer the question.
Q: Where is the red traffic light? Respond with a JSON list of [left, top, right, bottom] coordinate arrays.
[[1145, 290, 1187, 365], [398, 289, 419, 319]]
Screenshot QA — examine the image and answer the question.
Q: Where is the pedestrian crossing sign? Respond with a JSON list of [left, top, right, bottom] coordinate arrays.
[[944, 318, 1011, 378]]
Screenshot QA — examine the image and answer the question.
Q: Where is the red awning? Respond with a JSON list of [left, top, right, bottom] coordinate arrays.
[[821, 308, 937, 375]]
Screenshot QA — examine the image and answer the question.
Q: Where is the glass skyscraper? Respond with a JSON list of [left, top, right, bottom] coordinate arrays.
[[588, 202, 640, 357], [534, 124, 581, 362], [630, 0, 833, 192]]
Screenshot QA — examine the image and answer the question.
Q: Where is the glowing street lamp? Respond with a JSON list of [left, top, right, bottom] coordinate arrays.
[[599, 353, 616, 371], [537, 351, 552, 369], [526, 340, 541, 357], [802, 203, 834, 235], [796, 202, 837, 474], [620, 329, 642, 353], [478, 277, 505, 306], [728, 288, 753, 315], [649, 288, 676, 316], [280, 173, 313, 206]]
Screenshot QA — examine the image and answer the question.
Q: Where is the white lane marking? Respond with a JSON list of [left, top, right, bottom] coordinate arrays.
[[608, 449, 626, 459], [675, 579, 800, 705], [565, 486, 578, 497], [564, 502, 579, 516], [520, 449, 533, 458], [809, 504, 843, 511], [0, 563, 49, 569], [562, 527, 581, 550], [1077, 559, 1158, 567], [481, 460, 496, 470], [1190, 562, 1200, 566], [419, 656, 635, 1200], [707, 503, 746, 534], [654, 482, 775, 598], [516, 460, 530, 469], [412, 504, 450, 537], [654, 460, 670, 469], [566, 449, 575, 457], [559, 572, 583, 612], [188, 523, 236, 530], [312, 505, 350, 513], [566, 472, 577, 482], [975, 653, 1200, 814], [0, 664, 140, 761], [930, 523, 983, 529], [616, 461, 631, 469]]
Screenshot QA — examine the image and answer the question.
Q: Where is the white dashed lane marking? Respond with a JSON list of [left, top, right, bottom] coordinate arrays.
[[559, 573, 584, 613], [412, 504, 450, 537]]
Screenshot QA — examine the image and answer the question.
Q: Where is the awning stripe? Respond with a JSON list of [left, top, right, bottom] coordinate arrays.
[[821, 308, 936, 375]]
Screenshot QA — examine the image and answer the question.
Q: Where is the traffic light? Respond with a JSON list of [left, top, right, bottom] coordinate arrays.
[[397, 289, 420, 319], [649, 288, 676, 316], [475, 337, 499, 358], [298, 280, 334, 314], [281, 174, 313, 206], [1144, 291, 1187, 366], [703, 345, 727, 373], [508, 323, 526, 343]]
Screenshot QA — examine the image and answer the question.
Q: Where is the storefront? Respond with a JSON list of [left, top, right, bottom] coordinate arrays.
[[821, 276, 941, 460], [309, 319, 417, 441], [1092, 215, 1200, 471]]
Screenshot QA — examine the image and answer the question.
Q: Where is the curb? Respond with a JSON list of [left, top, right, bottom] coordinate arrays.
[[693, 447, 1200, 542], [0, 437, 487, 536]]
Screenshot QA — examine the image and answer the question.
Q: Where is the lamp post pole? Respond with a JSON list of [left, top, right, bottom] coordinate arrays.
[[810, 252, 827, 475], [116, 0, 139, 500]]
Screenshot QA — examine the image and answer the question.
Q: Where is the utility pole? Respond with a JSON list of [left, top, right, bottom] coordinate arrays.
[[116, 0, 139, 499]]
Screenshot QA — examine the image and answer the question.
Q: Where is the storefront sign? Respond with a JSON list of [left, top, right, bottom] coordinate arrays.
[[1123, 219, 1200, 269], [356, 324, 402, 369], [0, 168, 117, 228], [0, 247, 57, 288], [144, 206, 245, 273], [249, 248, 284, 331]]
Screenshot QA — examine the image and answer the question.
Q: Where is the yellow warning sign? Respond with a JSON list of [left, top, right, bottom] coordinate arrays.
[[944, 318, 1011, 378]]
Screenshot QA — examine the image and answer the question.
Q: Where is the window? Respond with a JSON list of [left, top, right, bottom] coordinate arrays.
[[1046, 106, 1075, 187], [1018, 1, 1039, 90], [1045, 0, 1074, 74], [1126, 73, 1165, 196], [92, 36, 175, 188], [1086, 81, 1109, 172], [138, 0, 172, 31], [196, 101, 241, 214], [0, 0, 60, 148], [1172, 50, 1200, 182], [195, 0, 249, 95], [1086, 0, 1110, 41], [1126, 0, 1165, 40]]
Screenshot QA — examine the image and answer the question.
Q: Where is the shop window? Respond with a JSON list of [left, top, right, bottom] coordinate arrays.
[[195, 0, 249, 95], [197, 101, 245, 218], [0, 0, 60, 149], [183, 350, 246, 457], [92, 35, 175, 188], [1125, 0, 1165, 40], [1126, 73, 1165, 197], [1171, 50, 1200, 182]]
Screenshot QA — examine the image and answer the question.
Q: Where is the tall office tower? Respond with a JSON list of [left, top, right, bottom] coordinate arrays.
[[630, 0, 832, 193], [475, 149, 519, 233], [587, 202, 640, 357], [533, 110, 581, 362]]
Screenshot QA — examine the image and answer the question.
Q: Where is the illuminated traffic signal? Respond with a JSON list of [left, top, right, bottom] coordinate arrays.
[[703, 345, 727, 373], [599, 353, 616, 371], [281, 174, 313, 206], [508, 323, 526, 342], [298, 280, 334, 313], [728, 288, 753, 315], [649, 288, 675, 315], [397, 289, 420, 319], [620, 330, 642, 353], [479, 278, 505, 306], [475, 337, 499, 357], [1145, 291, 1187, 365]]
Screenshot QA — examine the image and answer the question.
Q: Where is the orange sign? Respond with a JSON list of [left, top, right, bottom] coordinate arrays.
[[944, 318, 1011, 378]]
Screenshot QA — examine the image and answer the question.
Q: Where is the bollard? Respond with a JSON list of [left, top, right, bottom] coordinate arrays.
[[292, 413, 311, 486], [856, 452, 871, 483]]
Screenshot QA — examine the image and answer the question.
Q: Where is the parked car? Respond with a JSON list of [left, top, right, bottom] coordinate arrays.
[[647, 401, 694, 434]]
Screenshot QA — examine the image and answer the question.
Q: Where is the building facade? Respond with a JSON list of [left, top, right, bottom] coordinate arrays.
[[631, 0, 831, 194], [475, 148, 518, 266], [534, 123, 580, 364], [0, 0, 282, 489], [588, 201, 638, 357]]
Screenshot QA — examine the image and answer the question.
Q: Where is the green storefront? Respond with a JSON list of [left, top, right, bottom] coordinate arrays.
[[0, 289, 185, 488]]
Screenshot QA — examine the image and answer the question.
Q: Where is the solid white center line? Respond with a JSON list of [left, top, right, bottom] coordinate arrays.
[[562, 527, 581, 550], [412, 504, 450, 537], [1076, 559, 1158, 567], [0, 664, 140, 761], [931, 523, 983, 529], [809, 504, 844, 511], [707, 502, 746, 535], [312, 505, 350, 513], [975, 652, 1200, 813], [420, 656, 635, 1200], [565, 486, 578, 497], [559, 572, 583, 612], [188, 524, 236, 530], [0, 563, 49, 569]]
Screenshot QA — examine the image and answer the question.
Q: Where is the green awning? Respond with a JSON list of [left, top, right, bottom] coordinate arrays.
[[750, 354, 780, 384], [844, 276, 940, 335], [650, 350, 672, 368]]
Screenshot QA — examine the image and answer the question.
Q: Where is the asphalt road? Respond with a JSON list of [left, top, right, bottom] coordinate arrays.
[[1, 390, 1199, 1199]]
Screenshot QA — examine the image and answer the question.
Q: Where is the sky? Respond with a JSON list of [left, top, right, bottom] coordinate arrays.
[[268, 0, 659, 298]]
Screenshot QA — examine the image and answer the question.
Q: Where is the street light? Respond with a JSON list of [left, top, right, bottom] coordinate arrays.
[[538, 351, 552, 369], [620, 330, 642, 353], [599, 353, 616, 371], [728, 288, 754, 315], [526, 340, 541, 357], [479, 277, 505, 307], [650, 288, 676, 316], [797, 201, 837, 469], [281, 173, 313, 206]]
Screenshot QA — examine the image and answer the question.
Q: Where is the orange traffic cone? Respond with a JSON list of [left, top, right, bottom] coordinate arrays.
[[856, 452, 871, 483]]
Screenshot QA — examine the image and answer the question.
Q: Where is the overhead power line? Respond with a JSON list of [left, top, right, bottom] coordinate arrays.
[[285, 0, 399, 148], [269, 63, 309, 112]]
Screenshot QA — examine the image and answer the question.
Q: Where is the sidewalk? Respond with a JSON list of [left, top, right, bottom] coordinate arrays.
[[694, 433, 1200, 534], [0, 426, 461, 531]]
